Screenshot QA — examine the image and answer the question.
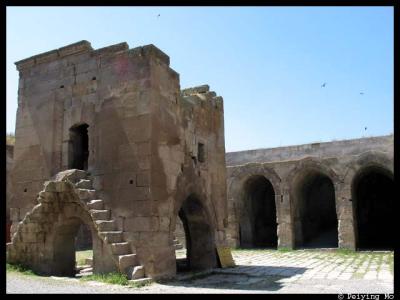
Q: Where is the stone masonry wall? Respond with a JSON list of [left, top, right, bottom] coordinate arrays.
[[6, 145, 14, 242]]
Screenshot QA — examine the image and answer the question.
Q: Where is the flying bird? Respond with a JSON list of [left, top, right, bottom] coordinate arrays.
[[321, 82, 326, 88], [365, 127, 367, 131], [157, 14, 160, 17], [360, 92, 364, 95]]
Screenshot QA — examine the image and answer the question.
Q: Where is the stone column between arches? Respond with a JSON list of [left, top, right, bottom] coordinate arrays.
[[335, 183, 356, 250], [276, 193, 293, 249]]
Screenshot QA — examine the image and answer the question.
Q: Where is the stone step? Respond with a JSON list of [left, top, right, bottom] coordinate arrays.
[[174, 243, 183, 250], [117, 254, 138, 271], [95, 220, 116, 231], [110, 242, 131, 255], [87, 200, 104, 210], [85, 258, 93, 266], [75, 179, 92, 189], [130, 265, 145, 280], [76, 264, 91, 270], [99, 231, 124, 243], [81, 267, 93, 272], [76, 189, 96, 201], [128, 277, 152, 287], [90, 209, 110, 220], [173, 239, 182, 245], [76, 272, 93, 278], [54, 169, 87, 183]]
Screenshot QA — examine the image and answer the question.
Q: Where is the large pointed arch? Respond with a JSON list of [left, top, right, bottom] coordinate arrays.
[[285, 158, 339, 248]]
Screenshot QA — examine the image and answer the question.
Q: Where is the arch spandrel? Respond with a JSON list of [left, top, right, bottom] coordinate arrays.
[[283, 157, 341, 194], [228, 163, 282, 198], [343, 151, 393, 189]]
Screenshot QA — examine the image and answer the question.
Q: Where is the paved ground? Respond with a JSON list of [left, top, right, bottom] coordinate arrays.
[[6, 249, 394, 294]]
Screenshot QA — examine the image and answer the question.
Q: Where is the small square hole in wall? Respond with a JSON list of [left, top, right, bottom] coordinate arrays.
[[129, 179, 134, 184], [60, 85, 64, 89], [24, 188, 27, 192], [198, 143, 205, 163], [92, 76, 96, 81]]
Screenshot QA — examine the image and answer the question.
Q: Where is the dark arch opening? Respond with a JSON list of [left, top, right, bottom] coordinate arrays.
[[173, 215, 187, 268], [239, 175, 277, 248], [52, 217, 93, 277], [175, 195, 217, 272], [69, 124, 89, 170], [293, 170, 338, 248], [6, 214, 11, 243], [352, 166, 394, 250], [75, 223, 93, 251]]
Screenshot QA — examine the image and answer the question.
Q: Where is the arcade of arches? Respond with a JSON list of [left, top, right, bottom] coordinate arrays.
[[226, 153, 394, 251]]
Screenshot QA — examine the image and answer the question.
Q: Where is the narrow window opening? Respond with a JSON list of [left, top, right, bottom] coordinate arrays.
[[198, 143, 205, 163], [69, 124, 89, 171]]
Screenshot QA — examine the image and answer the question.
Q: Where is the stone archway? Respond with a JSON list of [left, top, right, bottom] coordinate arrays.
[[6, 178, 116, 277], [227, 163, 282, 248], [352, 166, 394, 250], [239, 175, 277, 248], [176, 194, 217, 272], [288, 160, 339, 249], [340, 151, 394, 250], [52, 217, 93, 276]]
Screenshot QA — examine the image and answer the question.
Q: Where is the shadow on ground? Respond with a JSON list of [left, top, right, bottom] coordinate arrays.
[[159, 265, 308, 292]]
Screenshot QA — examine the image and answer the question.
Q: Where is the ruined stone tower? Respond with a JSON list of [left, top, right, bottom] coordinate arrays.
[[7, 41, 228, 279]]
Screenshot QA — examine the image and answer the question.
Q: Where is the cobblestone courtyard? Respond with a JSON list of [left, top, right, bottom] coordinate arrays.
[[7, 249, 394, 294]]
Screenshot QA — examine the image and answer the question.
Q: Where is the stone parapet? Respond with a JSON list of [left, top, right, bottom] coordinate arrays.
[[15, 40, 93, 71]]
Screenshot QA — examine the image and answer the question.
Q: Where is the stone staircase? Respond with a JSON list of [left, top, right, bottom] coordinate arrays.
[[173, 237, 184, 250], [61, 170, 148, 282]]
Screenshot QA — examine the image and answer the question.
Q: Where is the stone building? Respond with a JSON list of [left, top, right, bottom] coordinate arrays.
[[6, 40, 394, 283], [225, 135, 394, 251], [6, 144, 14, 243], [6, 41, 228, 280]]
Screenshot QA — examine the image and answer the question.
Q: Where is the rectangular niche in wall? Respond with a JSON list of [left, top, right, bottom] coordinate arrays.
[[198, 143, 205, 163]]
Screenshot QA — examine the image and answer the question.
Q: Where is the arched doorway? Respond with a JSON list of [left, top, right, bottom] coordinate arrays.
[[293, 170, 338, 248], [352, 166, 394, 250], [175, 195, 217, 272], [52, 217, 93, 277], [174, 215, 188, 272], [75, 223, 93, 251], [69, 124, 89, 170], [239, 175, 277, 248]]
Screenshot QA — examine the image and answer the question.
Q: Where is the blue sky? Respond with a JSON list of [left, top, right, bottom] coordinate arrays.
[[6, 7, 393, 152]]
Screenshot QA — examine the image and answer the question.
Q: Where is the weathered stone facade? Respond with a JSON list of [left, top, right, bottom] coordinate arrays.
[[225, 135, 394, 250], [6, 144, 14, 242], [7, 41, 228, 279]]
